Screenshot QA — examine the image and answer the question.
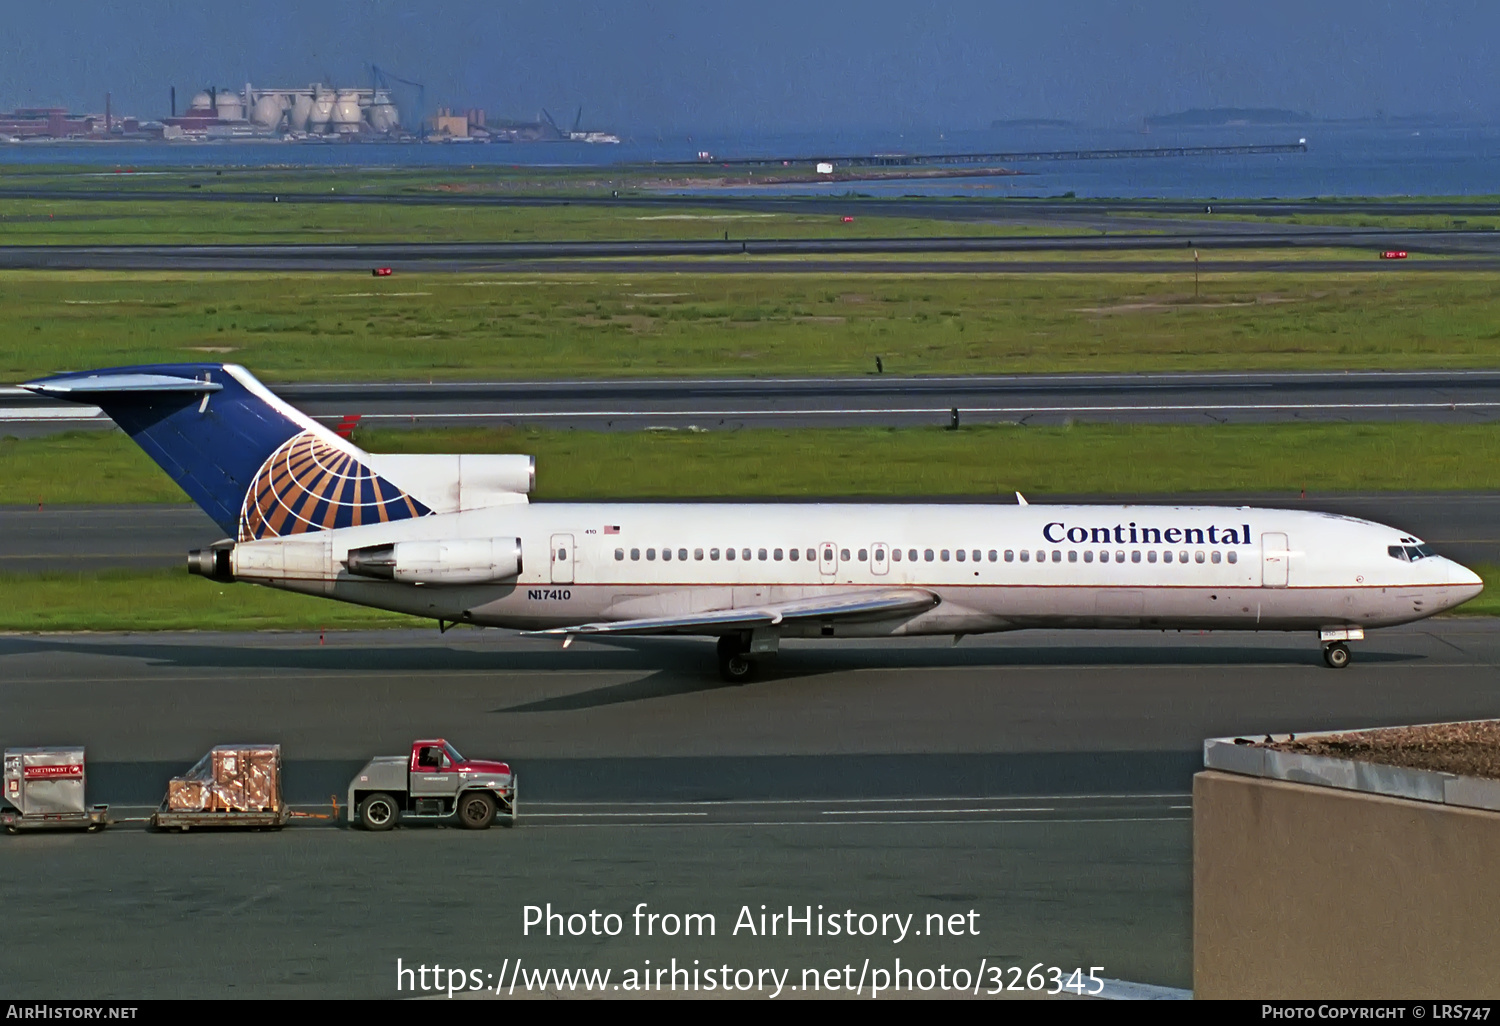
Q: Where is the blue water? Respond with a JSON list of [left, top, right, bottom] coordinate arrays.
[[1, 122, 1496, 199]]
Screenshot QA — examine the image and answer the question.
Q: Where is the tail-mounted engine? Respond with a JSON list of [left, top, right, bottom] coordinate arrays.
[[344, 538, 523, 585]]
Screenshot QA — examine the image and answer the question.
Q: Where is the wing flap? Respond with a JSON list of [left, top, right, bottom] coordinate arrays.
[[525, 588, 939, 638]]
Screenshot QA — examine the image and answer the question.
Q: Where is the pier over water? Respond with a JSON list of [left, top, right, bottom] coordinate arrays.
[[665, 142, 1308, 169]]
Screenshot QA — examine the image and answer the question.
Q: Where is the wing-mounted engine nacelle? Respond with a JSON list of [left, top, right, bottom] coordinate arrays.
[[344, 538, 523, 585]]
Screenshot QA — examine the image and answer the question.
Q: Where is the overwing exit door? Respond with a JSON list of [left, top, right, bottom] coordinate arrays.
[[551, 533, 575, 584]]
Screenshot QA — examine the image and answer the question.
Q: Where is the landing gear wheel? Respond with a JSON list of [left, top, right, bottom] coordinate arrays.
[[458, 792, 497, 830], [358, 792, 399, 831], [717, 634, 756, 684], [1323, 642, 1351, 669]]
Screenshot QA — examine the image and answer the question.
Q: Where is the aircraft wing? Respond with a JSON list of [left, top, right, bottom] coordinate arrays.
[[524, 588, 939, 638]]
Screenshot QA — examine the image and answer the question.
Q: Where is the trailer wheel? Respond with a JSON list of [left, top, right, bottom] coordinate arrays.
[[458, 792, 496, 830], [358, 793, 399, 831]]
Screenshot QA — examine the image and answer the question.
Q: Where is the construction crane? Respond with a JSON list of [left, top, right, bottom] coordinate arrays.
[[370, 64, 427, 138]]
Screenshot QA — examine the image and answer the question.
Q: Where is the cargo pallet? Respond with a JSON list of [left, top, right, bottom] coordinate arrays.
[[150, 802, 290, 832], [2, 805, 109, 833]]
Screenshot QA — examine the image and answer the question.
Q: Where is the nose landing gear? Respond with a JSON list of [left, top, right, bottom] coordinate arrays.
[[1323, 642, 1351, 669], [1318, 628, 1362, 669]]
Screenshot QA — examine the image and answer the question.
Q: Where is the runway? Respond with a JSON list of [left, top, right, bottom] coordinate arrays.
[[3, 233, 1500, 272], [3, 621, 1500, 996], [6, 491, 1499, 574], [10, 369, 1500, 436]]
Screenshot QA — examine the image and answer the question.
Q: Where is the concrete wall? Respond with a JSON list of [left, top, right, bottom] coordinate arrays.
[[1194, 770, 1500, 998]]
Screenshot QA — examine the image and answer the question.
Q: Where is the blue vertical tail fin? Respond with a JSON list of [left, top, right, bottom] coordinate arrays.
[[23, 363, 430, 540]]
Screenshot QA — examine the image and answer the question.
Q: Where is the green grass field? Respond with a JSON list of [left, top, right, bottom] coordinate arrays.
[[4, 267, 1500, 383], [9, 421, 1500, 506], [0, 197, 1073, 245], [0, 568, 410, 631]]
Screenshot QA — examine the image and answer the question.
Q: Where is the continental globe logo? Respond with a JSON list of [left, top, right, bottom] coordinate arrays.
[[239, 432, 430, 541]]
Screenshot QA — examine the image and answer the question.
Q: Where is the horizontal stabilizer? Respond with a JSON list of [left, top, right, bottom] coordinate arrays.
[[525, 588, 939, 638], [25, 372, 223, 396]]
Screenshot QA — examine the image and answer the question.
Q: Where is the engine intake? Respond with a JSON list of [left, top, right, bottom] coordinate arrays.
[[344, 538, 523, 585]]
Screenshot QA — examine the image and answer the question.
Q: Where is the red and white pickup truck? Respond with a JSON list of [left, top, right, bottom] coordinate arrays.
[[347, 739, 516, 831]]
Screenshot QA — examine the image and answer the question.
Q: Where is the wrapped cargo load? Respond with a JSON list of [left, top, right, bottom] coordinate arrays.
[[166, 745, 281, 813]]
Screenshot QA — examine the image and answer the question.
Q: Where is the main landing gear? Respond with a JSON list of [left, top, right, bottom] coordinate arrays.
[[1323, 642, 1351, 669], [716, 634, 755, 684]]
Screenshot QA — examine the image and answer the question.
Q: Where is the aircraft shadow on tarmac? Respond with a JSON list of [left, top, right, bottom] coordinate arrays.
[[0, 634, 1419, 709], [491, 638, 1419, 712]]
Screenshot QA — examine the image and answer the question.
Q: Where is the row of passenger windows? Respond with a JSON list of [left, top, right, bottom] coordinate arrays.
[[612, 546, 1239, 565], [616, 547, 829, 562]]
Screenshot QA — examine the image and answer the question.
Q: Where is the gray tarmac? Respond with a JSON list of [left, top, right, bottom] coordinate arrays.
[[2, 238, 1498, 273], [11, 369, 1500, 435], [5, 620, 1500, 997], [5, 492, 1498, 574]]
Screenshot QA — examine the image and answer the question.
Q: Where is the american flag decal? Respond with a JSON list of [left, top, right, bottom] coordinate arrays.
[[604, 525, 620, 534]]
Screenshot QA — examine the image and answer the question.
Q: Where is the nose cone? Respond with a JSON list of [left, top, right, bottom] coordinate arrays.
[[1445, 558, 1484, 606]]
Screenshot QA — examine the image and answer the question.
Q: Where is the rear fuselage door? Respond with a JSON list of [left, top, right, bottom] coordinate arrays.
[[819, 541, 838, 576], [1262, 532, 1289, 588], [871, 543, 889, 575], [551, 533, 575, 584]]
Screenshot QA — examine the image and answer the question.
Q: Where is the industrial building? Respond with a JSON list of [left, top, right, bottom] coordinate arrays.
[[163, 84, 403, 139], [0, 101, 148, 141]]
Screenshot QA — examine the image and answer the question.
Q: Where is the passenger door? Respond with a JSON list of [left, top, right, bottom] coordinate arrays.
[[818, 541, 838, 577], [551, 533, 575, 584], [1261, 533, 1289, 588]]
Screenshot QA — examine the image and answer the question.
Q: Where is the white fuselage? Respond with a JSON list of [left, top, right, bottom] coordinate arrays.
[[235, 502, 1482, 638]]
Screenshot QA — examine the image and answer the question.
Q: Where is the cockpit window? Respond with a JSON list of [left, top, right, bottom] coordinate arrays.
[[1390, 543, 1437, 562]]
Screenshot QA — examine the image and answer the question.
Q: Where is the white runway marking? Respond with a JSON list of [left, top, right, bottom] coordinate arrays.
[[344, 400, 1500, 421]]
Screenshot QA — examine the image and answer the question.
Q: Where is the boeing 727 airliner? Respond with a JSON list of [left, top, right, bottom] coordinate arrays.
[[25, 364, 1482, 679]]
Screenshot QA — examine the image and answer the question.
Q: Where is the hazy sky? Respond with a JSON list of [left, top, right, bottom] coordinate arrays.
[[2, 1, 1496, 130]]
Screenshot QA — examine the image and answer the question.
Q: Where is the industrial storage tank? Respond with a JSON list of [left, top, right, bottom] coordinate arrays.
[[213, 89, 245, 121], [287, 91, 314, 132], [367, 90, 400, 133], [332, 90, 364, 134], [250, 94, 288, 129], [189, 91, 214, 112], [308, 87, 335, 133]]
